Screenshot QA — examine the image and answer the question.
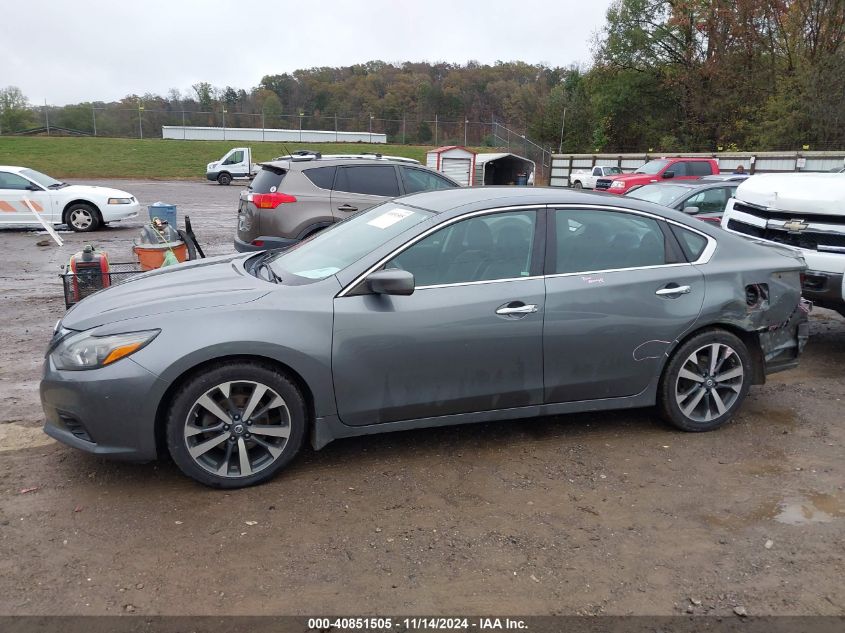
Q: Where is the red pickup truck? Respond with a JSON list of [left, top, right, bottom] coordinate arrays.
[[595, 157, 720, 194]]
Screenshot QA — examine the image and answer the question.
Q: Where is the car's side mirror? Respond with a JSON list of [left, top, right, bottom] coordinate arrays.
[[683, 205, 700, 214], [663, 171, 675, 179], [25, 184, 41, 191], [366, 269, 415, 296]]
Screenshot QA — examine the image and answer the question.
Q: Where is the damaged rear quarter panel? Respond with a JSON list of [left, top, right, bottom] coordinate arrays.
[[693, 246, 808, 376]]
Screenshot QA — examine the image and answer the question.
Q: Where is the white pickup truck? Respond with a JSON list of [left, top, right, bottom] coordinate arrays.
[[569, 165, 623, 189], [721, 173, 845, 316], [206, 147, 259, 185]]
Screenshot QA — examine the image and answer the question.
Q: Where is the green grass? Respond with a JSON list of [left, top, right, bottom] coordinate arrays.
[[0, 137, 438, 180]]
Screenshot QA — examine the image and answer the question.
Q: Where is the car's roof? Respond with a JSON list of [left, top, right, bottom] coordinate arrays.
[[0, 166, 26, 172], [399, 185, 705, 220]]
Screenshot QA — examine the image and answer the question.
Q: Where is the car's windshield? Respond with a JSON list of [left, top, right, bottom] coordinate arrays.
[[20, 168, 64, 188], [626, 184, 689, 205], [268, 203, 433, 282], [605, 167, 623, 175], [634, 160, 670, 175]]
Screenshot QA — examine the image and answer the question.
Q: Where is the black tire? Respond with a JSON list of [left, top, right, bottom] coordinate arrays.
[[217, 172, 232, 186], [166, 361, 307, 488], [658, 329, 752, 432], [573, 181, 583, 189], [65, 203, 101, 232]]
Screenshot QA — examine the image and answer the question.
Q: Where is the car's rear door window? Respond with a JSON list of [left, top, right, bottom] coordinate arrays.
[[399, 166, 456, 194], [689, 161, 714, 176], [551, 209, 666, 274], [251, 167, 286, 193], [303, 166, 336, 190], [0, 172, 32, 190], [335, 166, 400, 197]]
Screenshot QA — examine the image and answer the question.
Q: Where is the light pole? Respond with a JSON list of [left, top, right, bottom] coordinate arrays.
[[464, 118, 469, 147], [558, 107, 567, 154], [369, 114, 374, 143], [299, 112, 304, 141], [222, 108, 227, 140], [91, 105, 97, 136]]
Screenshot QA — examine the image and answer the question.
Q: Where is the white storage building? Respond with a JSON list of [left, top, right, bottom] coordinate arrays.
[[425, 146, 477, 186]]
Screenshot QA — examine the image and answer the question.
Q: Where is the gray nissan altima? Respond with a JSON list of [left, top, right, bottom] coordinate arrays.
[[42, 187, 810, 488]]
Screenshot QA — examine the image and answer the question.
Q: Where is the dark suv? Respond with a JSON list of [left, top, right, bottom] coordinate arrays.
[[235, 154, 460, 251]]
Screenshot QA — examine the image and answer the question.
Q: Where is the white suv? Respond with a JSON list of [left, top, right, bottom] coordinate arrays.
[[721, 173, 845, 316]]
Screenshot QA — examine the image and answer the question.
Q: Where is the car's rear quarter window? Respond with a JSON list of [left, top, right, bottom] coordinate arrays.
[[671, 225, 709, 260], [251, 167, 286, 193], [303, 166, 336, 190], [335, 166, 400, 197]]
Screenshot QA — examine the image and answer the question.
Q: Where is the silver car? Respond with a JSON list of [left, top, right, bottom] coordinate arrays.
[[42, 188, 810, 488]]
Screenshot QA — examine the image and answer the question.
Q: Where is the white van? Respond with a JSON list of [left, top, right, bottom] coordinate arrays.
[[721, 173, 845, 316], [206, 147, 258, 185]]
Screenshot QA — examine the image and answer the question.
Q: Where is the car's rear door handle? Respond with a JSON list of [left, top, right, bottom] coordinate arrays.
[[338, 204, 358, 212], [496, 302, 538, 316], [655, 285, 691, 297]]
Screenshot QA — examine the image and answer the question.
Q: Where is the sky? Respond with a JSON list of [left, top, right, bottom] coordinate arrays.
[[1, 0, 613, 106]]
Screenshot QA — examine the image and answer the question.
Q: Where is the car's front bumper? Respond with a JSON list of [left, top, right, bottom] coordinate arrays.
[[40, 356, 163, 461], [101, 201, 141, 223], [802, 270, 845, 315]]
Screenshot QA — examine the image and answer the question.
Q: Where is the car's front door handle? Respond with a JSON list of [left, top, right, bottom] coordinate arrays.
[[496, 302, 538, 316], [338, 204, 358, 212], [655, 285, 692, 297]]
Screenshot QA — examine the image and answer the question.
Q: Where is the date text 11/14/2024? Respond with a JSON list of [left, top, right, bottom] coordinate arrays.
[[306, 617, 528, 630]]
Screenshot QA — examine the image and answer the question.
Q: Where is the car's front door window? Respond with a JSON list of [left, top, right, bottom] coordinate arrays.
[[386, 210, 537, 287], [0, 172, 33, 190], [684, 188, 727, 214]]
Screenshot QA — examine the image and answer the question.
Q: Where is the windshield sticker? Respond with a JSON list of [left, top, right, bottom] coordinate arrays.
[[367, 208, 415, 229], [295, 267, 341, 279]]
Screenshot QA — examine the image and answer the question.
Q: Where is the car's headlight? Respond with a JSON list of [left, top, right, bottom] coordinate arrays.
[[107, 197, 133, 204], [51, 330, 159, 371], [610, 181, 625, 189]]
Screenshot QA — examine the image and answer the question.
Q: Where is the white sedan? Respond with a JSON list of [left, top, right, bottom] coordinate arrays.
[[0, 166, 140, 232]]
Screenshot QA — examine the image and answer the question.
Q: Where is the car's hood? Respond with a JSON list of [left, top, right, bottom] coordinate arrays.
[[736, 173, 845, 216], [63, 254, 269, 330], [607, 173, 650, 182], [61, 184, 134, 198]]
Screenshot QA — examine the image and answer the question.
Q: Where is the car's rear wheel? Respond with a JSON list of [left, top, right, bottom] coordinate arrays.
[[65, 203, 101, 232], [166, 362, 307, 488], [658, 330, 751, 432], [217, 172, 232, 186], [573, 181, 583, 189]]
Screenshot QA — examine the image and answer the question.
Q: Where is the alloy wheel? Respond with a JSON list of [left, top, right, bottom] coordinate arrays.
[[183, 380, 291, 478], [69, 208, 94, 230], [674, 342, 744, 423]]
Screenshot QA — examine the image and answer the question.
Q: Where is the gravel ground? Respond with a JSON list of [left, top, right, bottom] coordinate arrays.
[[0, 180, 843, 616]]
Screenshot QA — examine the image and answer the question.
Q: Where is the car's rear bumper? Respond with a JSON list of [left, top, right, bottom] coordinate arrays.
[[40, 357, 162, 462], [760, 298, 812, 376], [234, 235, 298, 252], [101, 202, 141, 223]]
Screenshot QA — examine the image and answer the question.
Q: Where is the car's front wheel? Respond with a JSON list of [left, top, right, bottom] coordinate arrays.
[[217, 172, 232, 185], [658, 329, 752, 432], [65, 203, 101, 232], [166, 362, 307, 488]]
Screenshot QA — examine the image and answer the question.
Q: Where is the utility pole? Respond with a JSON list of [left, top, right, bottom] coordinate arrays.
[[222, 108, 227, 140], [464, 117, 469, 147], [402, 112, 406, 144], [434, 114, 438, 145], [44, 99, 50, 136], [92, 105, 97, 136], [369, 114, 374, 143], [299, 112, 304, 141], [182, 110, 186, 139], [335, 113, 338, 142], [137, 101, 143, 139], [262, 109, 266, 141], [558, 107, 567, 154]]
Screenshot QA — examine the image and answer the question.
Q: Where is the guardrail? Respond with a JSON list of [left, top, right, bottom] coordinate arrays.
[[549, 152, 845, 187]]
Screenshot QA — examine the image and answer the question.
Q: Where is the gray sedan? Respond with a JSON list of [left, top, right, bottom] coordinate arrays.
[[41, 188, 809, 487], [624, 178, 747, 223]]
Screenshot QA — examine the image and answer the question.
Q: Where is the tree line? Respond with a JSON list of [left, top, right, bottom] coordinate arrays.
[[1, 0, 842, 152]]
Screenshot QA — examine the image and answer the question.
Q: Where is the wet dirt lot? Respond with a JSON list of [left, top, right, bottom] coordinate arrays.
[[0, 180, 844, 616]]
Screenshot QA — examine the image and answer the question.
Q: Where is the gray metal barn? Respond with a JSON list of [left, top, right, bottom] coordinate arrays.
[[474, 153, 535, 186]]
